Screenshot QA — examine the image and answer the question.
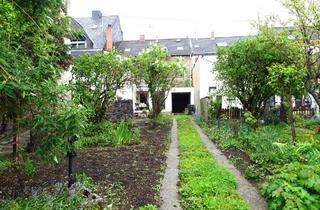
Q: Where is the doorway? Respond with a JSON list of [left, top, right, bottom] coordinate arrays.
[[172, 92, 191, 113]]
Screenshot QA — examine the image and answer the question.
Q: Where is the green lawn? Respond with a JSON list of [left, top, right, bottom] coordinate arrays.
[[176, 115, 248, 210]]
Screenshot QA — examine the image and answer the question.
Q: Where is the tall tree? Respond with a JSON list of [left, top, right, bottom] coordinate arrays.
[[215, 30, 302, 118], [0, 0, 73, 160], [72, 51, 132, 122], [134, 44, 184, 119], [282, 0, 320, 106]]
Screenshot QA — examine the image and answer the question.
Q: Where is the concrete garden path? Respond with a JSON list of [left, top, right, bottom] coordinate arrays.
[[192, 121, 267, 210], [160, 118, 182, 210]]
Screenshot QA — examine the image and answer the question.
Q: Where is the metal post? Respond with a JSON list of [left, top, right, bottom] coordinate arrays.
[[68, 135, 78, 188]]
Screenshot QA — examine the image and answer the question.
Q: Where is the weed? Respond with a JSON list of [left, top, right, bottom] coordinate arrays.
[[22, 159, 36, 177], [176, 115, 248, 210]]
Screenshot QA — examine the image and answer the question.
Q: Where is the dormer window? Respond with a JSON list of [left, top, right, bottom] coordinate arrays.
[[71, 37, 87, 49]]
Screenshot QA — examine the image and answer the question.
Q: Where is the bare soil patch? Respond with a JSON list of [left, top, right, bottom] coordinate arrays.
[[0, 122, 171, 209]]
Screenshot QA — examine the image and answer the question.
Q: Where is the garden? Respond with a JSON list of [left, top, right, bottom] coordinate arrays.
[[0, 0, 319, 209], [0, 0, 182, 209]]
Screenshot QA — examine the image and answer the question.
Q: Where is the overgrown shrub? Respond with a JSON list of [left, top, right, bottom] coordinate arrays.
[[262, 163, 320, 210], [208, 97, 222, 125]]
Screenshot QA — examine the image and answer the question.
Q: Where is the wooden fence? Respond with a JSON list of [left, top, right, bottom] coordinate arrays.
[[293, 107, 315, 117]]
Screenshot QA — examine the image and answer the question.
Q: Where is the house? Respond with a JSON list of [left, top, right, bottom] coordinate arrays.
[[70, 10, 123, 56], [69, 10, 245, 115]]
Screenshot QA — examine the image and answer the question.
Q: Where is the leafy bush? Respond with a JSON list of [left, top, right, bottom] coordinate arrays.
[[244, 111, 257, 129], [262, 163, 320, 210], [208, 97, 222, 124], [22, 159, 36, 177], [76, 120, 140, 147], [176, 116, 248, 210], [0, 158, 11, 171]]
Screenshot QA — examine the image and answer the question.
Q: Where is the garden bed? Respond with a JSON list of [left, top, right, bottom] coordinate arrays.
[[0, 121, 171, 209], [196, 117, 320, 209]]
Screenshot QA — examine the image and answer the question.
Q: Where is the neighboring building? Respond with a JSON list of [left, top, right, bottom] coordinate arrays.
[[70, 10, 123, 56], [69, 11, 246, 115]]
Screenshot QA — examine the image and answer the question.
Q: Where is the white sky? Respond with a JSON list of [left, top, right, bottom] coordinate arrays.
[[69, 0, 291, 40]]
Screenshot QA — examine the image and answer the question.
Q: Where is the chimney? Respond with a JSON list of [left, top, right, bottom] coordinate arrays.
[[106, 24, 112, 51], [139, 34, 145, 41], [92, 10, 102, 19], [211, 31, 215, 40]]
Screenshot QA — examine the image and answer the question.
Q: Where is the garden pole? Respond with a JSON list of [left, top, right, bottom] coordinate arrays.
[[68, 135, 78, 188]]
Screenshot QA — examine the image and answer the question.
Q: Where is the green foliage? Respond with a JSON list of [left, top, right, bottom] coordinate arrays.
[[262, 163, 320, 210], [215, 29, 302, 118], [113, 121, 140, 145], [149, 113, 173, 125], [176, 115, 248, 210], [208, 97, 222, 124], [0, 186, 85, 210], [268, 64, 306, 99], [134, 44, 185, 119], [0, 158, 12, 171], [22, 159, 36, 177], [244, 111, 258, 129], [35, 104, 88, 163], [281, 0, 320, 106], [196, 118, 320, 208], [0, 0, 73, 159], [138, 204, 157, 210], [268, 64, 307, 141], [76, 120, 140, 147], [72, 51, 132, 122]]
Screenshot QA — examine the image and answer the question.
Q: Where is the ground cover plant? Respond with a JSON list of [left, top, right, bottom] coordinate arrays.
[[176, 115, 248, 210], [196, 117, 320, 209]]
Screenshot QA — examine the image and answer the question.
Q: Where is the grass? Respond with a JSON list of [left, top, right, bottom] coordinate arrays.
[[176, 115, 248, 210]]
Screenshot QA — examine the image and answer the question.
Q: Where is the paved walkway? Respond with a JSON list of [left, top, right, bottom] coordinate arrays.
[[160, 119, 182, 210], [192, 121, 267, 210]]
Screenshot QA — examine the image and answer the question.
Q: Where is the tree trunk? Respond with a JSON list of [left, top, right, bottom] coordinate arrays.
[[1, 114, 7, 134], [12, 118, 18, 159], [280, 96, 287, 122], [288, 98, 296, 142]]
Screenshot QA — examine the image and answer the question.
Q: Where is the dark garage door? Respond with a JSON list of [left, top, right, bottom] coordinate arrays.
[[172, 92, 190, 113]]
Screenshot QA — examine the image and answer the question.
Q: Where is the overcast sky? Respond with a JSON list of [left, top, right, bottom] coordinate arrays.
[[69, 0, 291, 40]]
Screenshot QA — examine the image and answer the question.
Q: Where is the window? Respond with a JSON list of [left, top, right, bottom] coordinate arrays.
[[209, 86, 216, 93], [70, 38, 87, 49]]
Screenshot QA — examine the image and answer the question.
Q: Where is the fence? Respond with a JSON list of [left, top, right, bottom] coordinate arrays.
[[206, 107, 315, 120], [293, 107, 315, 117]]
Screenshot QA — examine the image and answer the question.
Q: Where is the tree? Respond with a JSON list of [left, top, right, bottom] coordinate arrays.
[[72, 51, 132, 122], [0, 0, 73, 160], [281, 0, 320, 107], [268, 64, 306, 141], [215, 30, 302, 118], [134, 44, 184, 119]]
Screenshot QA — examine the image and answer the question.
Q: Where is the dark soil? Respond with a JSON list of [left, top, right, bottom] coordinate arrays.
[[222, 147, 264, 186], [0, 122, 171, 209], [223, 147, 250, 173]]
